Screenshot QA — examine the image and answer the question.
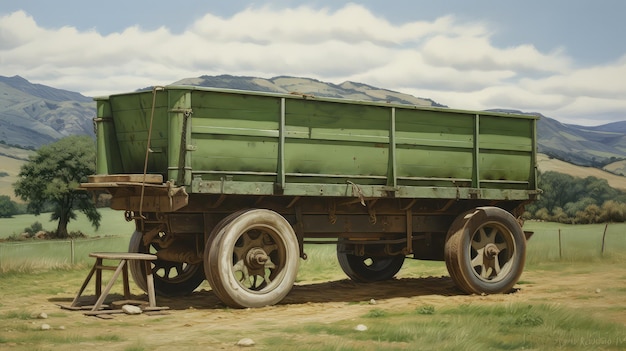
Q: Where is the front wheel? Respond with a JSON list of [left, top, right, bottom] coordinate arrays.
[[444, 207, 526, 294], [204, 209, 300, 308]]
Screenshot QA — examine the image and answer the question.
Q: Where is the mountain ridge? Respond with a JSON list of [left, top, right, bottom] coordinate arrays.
[[0, 75, 95, 148]]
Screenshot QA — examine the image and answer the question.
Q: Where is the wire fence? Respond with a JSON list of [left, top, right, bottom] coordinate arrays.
[[525, 223, 626, 264], [1, 224, 625, 272], [0, 236, 129, 272]]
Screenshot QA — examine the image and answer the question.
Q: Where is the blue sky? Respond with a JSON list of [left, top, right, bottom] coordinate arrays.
[[1, 1, 625, 125]]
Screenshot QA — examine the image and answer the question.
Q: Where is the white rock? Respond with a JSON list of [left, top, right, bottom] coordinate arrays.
[[122, 305, 143, 315], [354, 324, 368, 331], [595, 288, 601, 294], [31, 312, 48, 319], [236, 338, 255, 347], [369, 299, 377, 305], [40, 324, 51, 330]]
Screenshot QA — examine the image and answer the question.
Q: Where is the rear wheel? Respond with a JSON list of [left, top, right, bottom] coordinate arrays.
[[337, 239, 405, 282], [128, 230, 205, 296], [444, 207, 526, 294], [204, 209, 299, 308]]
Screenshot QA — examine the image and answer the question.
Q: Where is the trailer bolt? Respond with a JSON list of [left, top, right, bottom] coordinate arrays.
[[484, 244, 500, 258], [246, 248, 269, 268]]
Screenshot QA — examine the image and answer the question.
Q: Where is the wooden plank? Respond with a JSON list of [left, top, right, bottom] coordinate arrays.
[[87, 174, 163, 184]]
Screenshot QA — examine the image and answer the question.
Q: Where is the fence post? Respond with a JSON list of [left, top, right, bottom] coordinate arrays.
[[558, 229, 562, 259], [70, 240, 75, 265], [601, 223, 608, 256]]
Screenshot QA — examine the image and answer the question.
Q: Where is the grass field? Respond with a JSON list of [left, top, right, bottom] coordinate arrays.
[[0, 219, 625, 350], [0, 208, 134, 239], [1, 214, 625, 272], [0, 208, 134, 272]]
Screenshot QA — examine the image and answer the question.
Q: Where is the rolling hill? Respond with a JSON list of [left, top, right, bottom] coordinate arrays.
[[0, 75, 95, 149]]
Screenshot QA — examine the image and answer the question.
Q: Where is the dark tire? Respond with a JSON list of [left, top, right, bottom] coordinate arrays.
[[444, 207, 526, 294], [203, 210, 251, 298], [128, 230, 205, 297], [337, 239, 405, 283], [204, 209, 299, 308]]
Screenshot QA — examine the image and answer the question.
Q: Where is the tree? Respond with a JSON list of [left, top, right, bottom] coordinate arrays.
[[0, 195, 18, 218], [13, 136, 101, 238]]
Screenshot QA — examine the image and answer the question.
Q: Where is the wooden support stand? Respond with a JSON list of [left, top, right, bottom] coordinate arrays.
[[62, 252, 168, 315]]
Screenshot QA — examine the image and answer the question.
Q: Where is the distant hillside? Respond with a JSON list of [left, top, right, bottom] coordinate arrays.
[[537, 153, 626, 190], [0, 144, 34, 201], [489, 109, 626, 167], [604, 159, 626, 176], [0, 75, 95, 149]]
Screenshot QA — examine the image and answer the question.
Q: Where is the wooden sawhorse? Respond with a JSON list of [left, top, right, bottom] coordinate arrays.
[[63, 252, 167, 315]]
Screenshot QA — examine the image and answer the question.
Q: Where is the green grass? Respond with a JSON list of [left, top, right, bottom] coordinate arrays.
[[524, 221, 626, 265], [0, 236, 130, 273], [265, 303, 626, 351], [297, 244, 346, 282], [0, 207, 134, 239], [0, 221, 624, 350], [0, 208, 134, 272]]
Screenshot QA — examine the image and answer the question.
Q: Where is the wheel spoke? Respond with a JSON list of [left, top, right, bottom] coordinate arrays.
[[482, 266, 493, 279], [472, 227, 497, 251], [471, 228, 486, 250], [264, 257, 276, 284], [493, 256, 501, 275], [233, 259, 249, 283], [471, 251, 483, 269], [496, 242, 508, 251]]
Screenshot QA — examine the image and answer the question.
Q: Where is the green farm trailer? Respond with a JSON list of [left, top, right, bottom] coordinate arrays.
[[82, 86, 539, 308]]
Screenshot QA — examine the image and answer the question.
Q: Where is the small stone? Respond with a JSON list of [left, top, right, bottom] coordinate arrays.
[[595, 288, 601, 294], [369, 299, 377, 305], [354, 324, 368, 331], [40, 323, 51, 330], [57, 326, 66, 330], [122, 305, 143, 315], [236, 338, 255, 347], [31, 312, 48, 319]]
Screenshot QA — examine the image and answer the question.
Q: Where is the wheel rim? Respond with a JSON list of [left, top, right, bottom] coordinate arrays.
[[129, 230, 204, 296], [364, 256, 396, 271], [468, 221, 516, 283], [231, 224, 287, 292], [337, 239, 405, 282], [148, 242, 202, 285]]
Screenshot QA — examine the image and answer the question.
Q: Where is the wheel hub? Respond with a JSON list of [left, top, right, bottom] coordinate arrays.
[[484, 243, 500, 258], [246, 247, 269, 269]]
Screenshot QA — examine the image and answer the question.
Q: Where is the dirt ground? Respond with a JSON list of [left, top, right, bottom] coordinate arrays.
[[2, 262, 626, 350]]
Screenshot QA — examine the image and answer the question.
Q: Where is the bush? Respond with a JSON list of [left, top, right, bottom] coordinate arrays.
[[24, 221, 43, 236], [416, 305, 435, 315], [0, 195, 18, 218]]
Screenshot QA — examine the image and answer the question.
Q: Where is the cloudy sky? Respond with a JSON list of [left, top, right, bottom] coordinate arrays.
[[1, 1, 625, 126]]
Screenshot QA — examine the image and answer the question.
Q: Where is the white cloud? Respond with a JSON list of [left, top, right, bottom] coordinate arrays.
[[523, 56, 626, 99], [0, 5, 625, 125]]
